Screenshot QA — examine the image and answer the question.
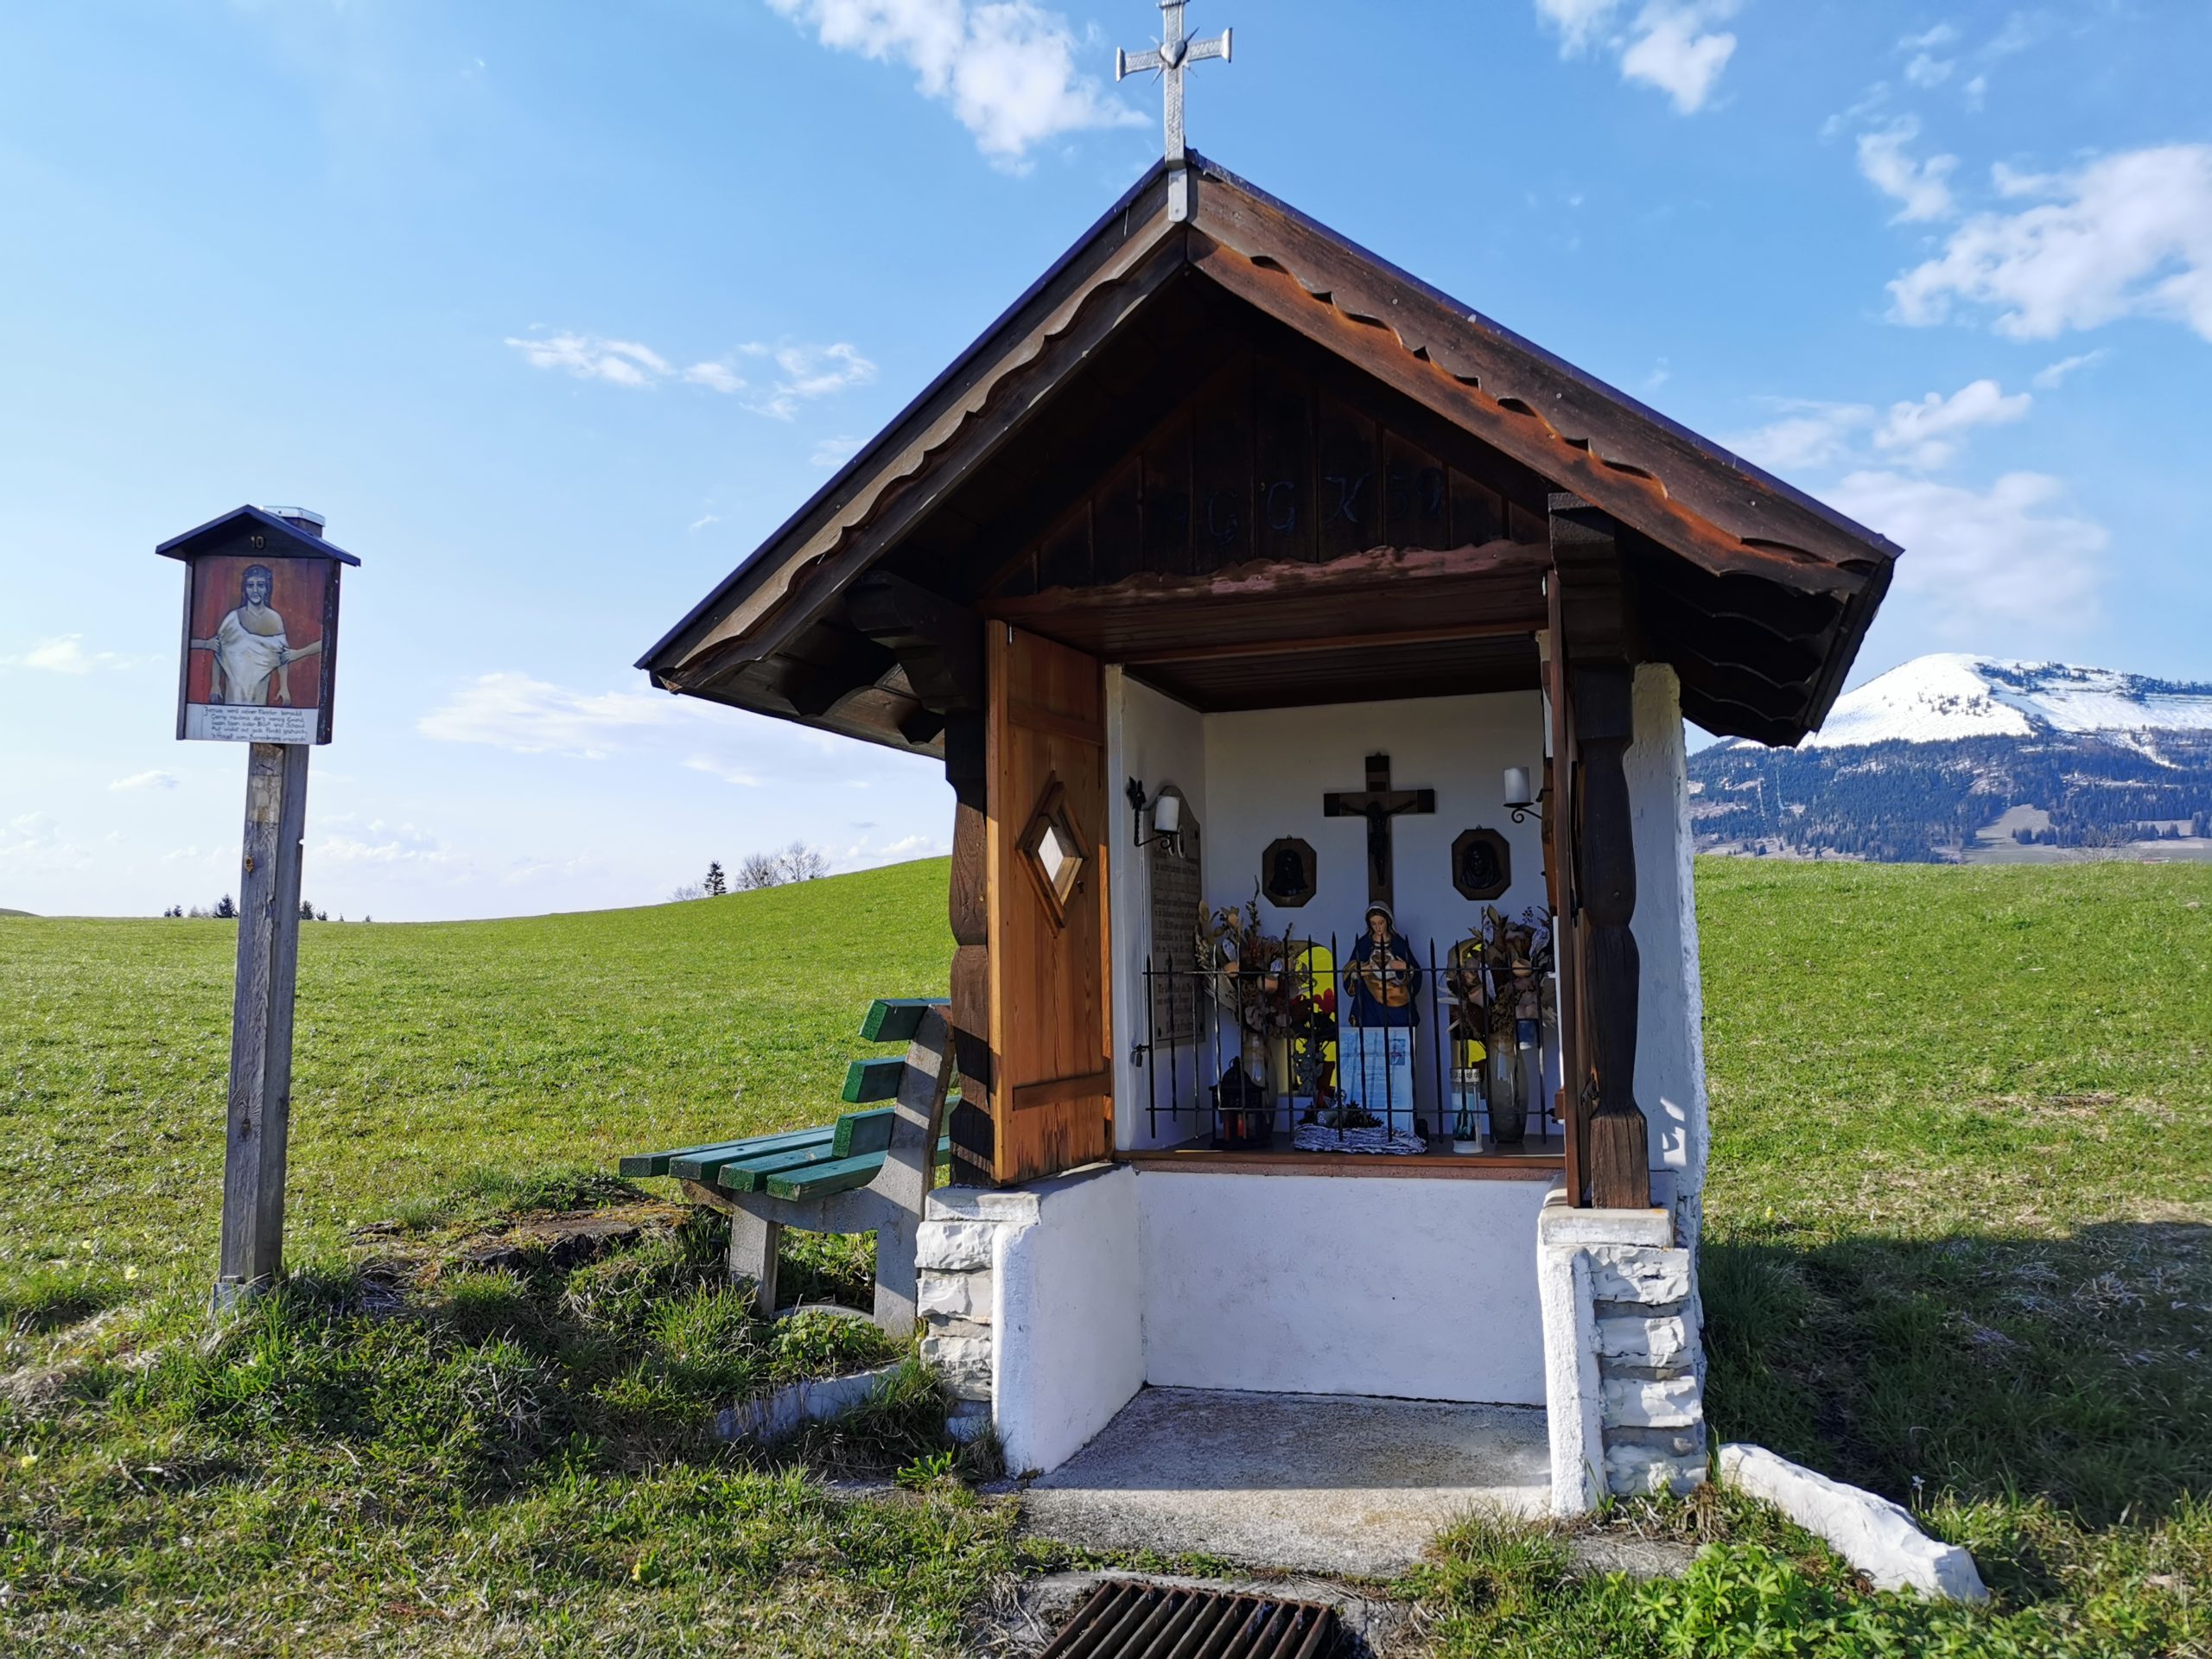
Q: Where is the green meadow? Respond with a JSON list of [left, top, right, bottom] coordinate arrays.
[[1, 858, 2207, 1655]]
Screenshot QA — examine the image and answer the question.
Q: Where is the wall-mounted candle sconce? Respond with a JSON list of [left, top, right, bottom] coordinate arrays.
[[1503, 766, 1547, 826], [1126, 778, 1184, 852]]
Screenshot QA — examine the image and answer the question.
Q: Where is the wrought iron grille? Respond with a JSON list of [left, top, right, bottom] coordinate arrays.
[[1137, 932, 1560, 1153]]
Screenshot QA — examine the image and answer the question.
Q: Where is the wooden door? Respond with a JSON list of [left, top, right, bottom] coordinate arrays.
[[987, 625, 1114, 1183]]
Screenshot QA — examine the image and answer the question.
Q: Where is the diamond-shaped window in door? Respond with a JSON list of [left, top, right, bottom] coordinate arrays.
[[1018, 778, 1089, 925]]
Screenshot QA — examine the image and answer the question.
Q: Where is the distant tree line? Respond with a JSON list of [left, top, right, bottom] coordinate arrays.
[[1689, 733, 2212, 863], [671, 842, 830, 902], [163, 898, 361, 919]]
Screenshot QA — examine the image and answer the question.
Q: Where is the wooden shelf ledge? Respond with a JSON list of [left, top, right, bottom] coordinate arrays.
[[1119, 1142, 1565, 1180]]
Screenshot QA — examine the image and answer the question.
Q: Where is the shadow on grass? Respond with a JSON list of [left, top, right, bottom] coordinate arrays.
[[0, 1266, 124, 1336], [1703, 1218, 2211, 1527]]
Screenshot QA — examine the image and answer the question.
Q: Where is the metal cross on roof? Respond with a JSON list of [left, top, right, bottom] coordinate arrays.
[[1117, 1, 1230, 220]]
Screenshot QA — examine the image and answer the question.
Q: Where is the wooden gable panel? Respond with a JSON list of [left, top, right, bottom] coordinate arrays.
[[990, 342, 1544, 607]]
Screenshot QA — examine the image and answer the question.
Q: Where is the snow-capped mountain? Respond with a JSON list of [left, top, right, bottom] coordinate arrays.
[[1805, 655, 2212, 749], [1688, 655, 2212, 863]]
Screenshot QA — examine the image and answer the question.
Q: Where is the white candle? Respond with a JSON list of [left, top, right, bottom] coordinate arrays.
[[1503, 766, 1532, 807], [1152, 792, 1180, 835]]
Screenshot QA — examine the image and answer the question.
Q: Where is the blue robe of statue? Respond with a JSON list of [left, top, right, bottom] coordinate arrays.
[[1345, 929, 1422, 1027]]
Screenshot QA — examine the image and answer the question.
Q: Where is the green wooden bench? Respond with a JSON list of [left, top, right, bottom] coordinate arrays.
[[618, 997, 956, 1333]]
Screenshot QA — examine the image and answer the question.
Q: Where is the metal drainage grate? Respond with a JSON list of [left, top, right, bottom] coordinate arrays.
[[1039, 1579, 1341, 1659]]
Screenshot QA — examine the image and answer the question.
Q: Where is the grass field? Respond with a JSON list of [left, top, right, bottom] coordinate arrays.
[[2, 858, 2207, 1655]]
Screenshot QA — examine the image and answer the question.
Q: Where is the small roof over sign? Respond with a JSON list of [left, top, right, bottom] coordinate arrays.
[[155, 505, 361, 566]]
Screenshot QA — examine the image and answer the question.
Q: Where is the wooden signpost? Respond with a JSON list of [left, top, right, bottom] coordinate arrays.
[[157, 505, 359, 1309]]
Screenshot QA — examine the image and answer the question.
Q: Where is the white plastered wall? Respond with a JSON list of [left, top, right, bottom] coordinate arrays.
[[1201, 691, 1550, 970], [1138, 1170, 1554, 1403]]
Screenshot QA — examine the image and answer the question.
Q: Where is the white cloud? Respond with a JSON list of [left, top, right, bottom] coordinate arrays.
[[763, 0, 1141, 166], [683, 754, 766, 787], [508, 329, 876, 418], [5, 634, 124, 674], [681, 361, 747, 394], [505, 330, 748, 395], [1828, 469, 2107, 630], [109, 770, 180, 791], [1857, 119, 1958, 223], [504, 333, 671, 387], [810, 434, 863, 467], [1535, 0, 1738, 112], [1721, 400, 1875, 473], [1890, 144, 2212, 340], [744, 342, 877, 422], [689, 513, 721, 532], [1821, 81, 1890, 143], [1904, 51, 1951, 87], [2031, 350, 2106, 389], [0, 812, 94, 873], [1985, 10, 2052, 58], [1962, 73, 1986, 111], [1730, 378, 2032, 475], [1872, 378, 2031, 468], [1535, 0, 1617, 53], [419, 672, 695, 760], [1898, 22, 1958, 87], [1618, 3, 1738, 111], [315, 825, 454, 867]]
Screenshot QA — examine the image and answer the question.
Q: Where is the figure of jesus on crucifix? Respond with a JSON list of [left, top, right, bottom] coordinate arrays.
[[1323, 753, 1435, 910]]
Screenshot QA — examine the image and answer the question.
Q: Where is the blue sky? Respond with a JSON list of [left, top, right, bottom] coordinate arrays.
[[3, 0, 2207, 919]]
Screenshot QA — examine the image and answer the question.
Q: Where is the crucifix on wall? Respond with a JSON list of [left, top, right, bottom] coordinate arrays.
[[1323, 753, 1435, 909]]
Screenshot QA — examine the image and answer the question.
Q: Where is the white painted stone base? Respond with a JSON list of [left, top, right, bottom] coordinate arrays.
[[1537, 1189, 1709, 1513], [918, 1166, 1141, 1477], [1720, 1444, 1988, 1601]]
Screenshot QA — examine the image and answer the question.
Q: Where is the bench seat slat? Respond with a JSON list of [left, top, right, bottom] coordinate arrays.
[[740, 1141, 957, 1196], [623, 1122, 835, 1179], [671, 1130, 835, 1184], [764, 1153, 887, 1201], [714, 1143, 853, 1192]]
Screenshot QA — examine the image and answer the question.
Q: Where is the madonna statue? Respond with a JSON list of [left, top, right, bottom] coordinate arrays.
[[1342, 902, 1422, 1132]]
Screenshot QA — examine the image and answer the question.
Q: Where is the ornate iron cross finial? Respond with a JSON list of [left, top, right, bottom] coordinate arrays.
[[1117, 1, 1230, 219]]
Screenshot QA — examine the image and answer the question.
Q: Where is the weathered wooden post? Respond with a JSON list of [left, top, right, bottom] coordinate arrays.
[[158, 505, 358, 1309]]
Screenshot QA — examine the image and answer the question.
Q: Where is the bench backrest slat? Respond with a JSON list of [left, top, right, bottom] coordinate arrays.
[[840, 1056, 907, 1104], [859, 996, 949, 1044]]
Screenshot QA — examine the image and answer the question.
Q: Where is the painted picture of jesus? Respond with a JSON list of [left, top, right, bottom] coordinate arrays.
[[190, 564, 321, 706], [180, 551, 337, 743]]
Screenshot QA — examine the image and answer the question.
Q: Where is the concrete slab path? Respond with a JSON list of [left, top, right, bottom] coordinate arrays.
[[1021, 1387, 1551, 1577]]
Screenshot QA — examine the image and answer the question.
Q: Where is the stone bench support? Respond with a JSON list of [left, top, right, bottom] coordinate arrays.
[[1536, 1186, 1709, 1513]]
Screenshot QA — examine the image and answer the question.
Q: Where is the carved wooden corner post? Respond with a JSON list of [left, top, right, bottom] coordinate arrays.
[[1550, 496, 1651, 1211], [943, 712, 996, 1184], [848, 572, 995, 1184]]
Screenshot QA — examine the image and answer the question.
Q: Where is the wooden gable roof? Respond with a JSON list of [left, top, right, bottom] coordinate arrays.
[[641, 155, 1896, 749]]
